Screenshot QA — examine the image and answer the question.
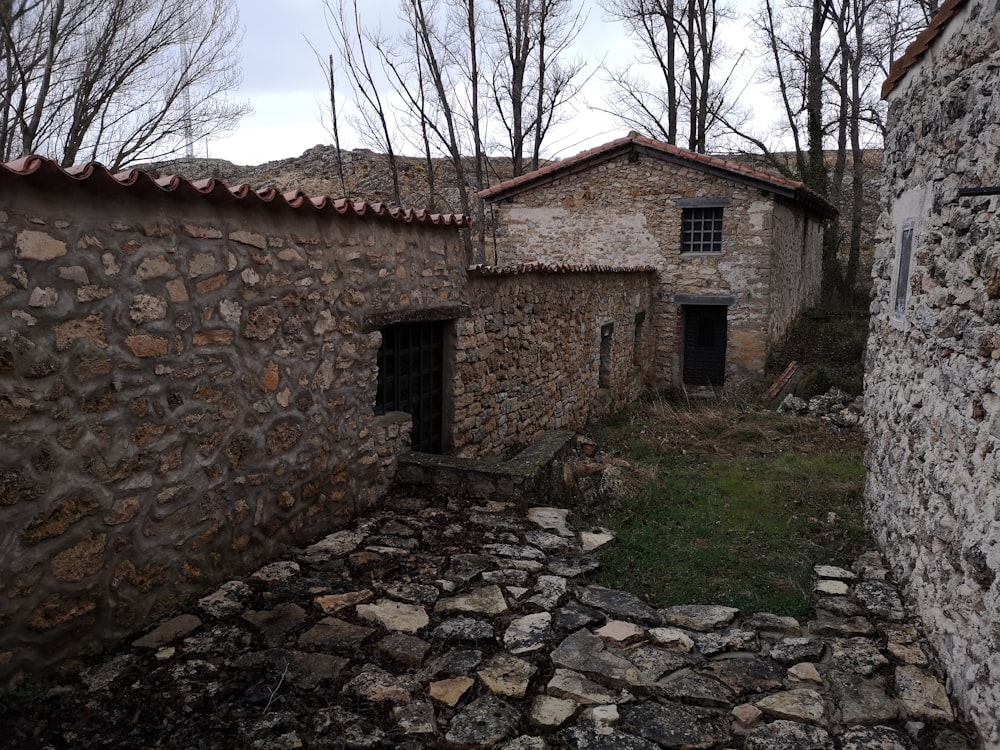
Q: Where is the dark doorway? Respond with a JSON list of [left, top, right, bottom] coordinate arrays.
[[375, 321, 444, 453], [682, 305, 727, 386]]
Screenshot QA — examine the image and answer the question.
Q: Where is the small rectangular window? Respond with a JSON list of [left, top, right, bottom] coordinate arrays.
[[893, 222, 914, 318], [633, 312, 645, 366], [681, 206, 724, 253], [599, 322, 614, 388]]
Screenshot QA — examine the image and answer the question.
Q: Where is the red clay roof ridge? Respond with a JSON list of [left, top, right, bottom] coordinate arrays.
[[478, 132, 834, 216], [0, 154, 472, 228], [882, 0, 968, 98]]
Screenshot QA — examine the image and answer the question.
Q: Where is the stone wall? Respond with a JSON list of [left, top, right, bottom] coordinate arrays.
[[0, 177, 467, 681], [485, 151, 824, 386], [453, 268, 655, 457], [866, 1, 1000, 744], [769, 200, 824, 346]]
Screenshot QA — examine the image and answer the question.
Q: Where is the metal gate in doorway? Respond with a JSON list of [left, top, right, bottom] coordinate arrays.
[[375, 320, 444, 453]]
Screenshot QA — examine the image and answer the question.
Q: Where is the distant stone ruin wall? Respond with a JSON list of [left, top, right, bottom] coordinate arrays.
[[866, 1, 1000, 744], [453, 269, 655, 457], [484, 152, 814, 387], [0, 182, 466, 682]]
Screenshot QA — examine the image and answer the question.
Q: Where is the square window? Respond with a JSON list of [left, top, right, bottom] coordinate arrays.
[[681, 206, 724, 253]]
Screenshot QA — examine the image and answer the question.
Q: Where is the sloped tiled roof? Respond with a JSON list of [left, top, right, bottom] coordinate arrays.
[[0, 155, 472, 227], [882, 0, 969, 98], [478, 132, 836, 218]]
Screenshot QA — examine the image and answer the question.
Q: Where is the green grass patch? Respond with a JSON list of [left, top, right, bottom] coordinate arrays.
[[583, 404, 867, 620]]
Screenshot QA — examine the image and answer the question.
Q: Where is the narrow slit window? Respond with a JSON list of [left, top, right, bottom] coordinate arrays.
[[633, 312, 646, 366], [893, 223, 914, 318], [599, 323, 614, 388]]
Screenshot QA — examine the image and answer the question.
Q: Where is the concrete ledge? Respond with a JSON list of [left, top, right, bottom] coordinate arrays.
[[396, 430, 577, 503]]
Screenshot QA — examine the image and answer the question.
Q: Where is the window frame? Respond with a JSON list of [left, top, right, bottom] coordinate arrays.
[[891, 220, 915, 323], [678, 197, 730, 255]]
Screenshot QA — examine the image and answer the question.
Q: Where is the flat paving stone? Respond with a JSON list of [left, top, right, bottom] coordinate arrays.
[[744, 719, 834, 750], [699, 656, 784, 696], [379, 581, 439, 605], [355, 599, 429, 633], [419, 649, 483, 679], [768, 636, 826, 664], [839, 726, 911, 750], [435, 585, 509, 616], [343, 663, 418, 704], [547, 555, 602, 577], [657, 604, 739, 631], [297, 616, 375, 651], [575, 586, 660, 626], [504, 612, 554, 654], [547, 668, 625, 705], [393, 701, 436, 735], [198, 580, 252, 619], [232, 648, 348, 689], [553, 601, 607, 630], [649, 668, 736, 708], [433, 617, 495, 642], [133, 614, 202, 649], [445, 694, 520, 748], [478, 652, 537, 698], [853, 580, 907, 622], [428, 676, 474, 707], [551, 630, 643, 690], [830, 637, 890, 675], [527, 574, 569, 609], [527, 506, 574, 537], [826, 670, 898, 725], [623, 644, 694, 681], [619, 699, 730, 749], [647, 627, 696, 652], [694, 627, 759, 656], [531, 695, 579, 729], [297, 530, 365, 565], [314, 589, 373, 614], [559, 724, 661, 750], [895, 665, 955, 722], [376, 632, 431, 668], [755, 688, 827, 724]]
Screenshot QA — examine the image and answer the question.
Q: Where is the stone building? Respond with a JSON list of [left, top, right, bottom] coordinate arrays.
[[480, 133, 835, 389], [0, 154, 653, 680], [867, 0, 1000, 743]]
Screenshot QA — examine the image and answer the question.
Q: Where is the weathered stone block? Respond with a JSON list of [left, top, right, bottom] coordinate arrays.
[[51, 532, 107, 583], [124, 335, 168, 357], [55, 314, 108, 351], [16, 230, 67, 260], [23, 494, 100, 543]]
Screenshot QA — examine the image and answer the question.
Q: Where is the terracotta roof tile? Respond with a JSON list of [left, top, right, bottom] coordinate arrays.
[[0, 154, 472, 227], [469, 261, 656, 276], [478, 132, 836, 218], [882, 0, 969, 98]]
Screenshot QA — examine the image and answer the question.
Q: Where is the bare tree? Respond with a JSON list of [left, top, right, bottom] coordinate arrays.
[[0, 0, 249, 169], [599, 0, 738, 152], [323, 52, 349, 198], [322, 0, 404, 206], [487, 0, 585, 175]]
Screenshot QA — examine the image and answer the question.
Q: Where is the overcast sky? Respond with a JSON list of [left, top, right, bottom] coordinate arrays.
[[210, 0, 772, 166]]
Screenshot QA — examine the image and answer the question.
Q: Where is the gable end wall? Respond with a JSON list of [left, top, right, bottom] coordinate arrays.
[[487, 153, 823, 387]]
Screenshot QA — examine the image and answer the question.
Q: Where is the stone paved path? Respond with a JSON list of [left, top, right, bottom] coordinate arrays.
[[2, 489, 982, 749]]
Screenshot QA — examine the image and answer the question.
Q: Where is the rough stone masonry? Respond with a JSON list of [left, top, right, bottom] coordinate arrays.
[[867, 0, 1000, 744]]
